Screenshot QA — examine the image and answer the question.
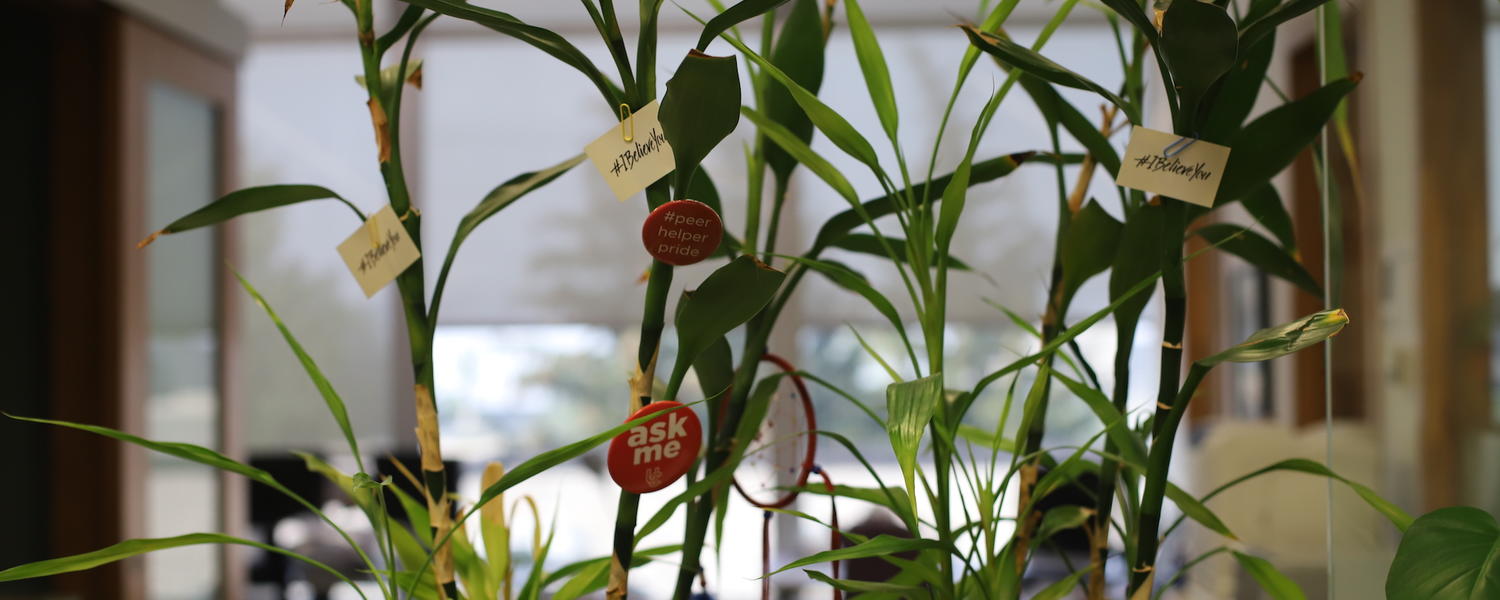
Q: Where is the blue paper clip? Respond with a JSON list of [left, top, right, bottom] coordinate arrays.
[[1162, 135, 1198, 158]]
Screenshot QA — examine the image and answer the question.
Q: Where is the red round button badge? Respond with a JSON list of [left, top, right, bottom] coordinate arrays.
[[607, 400, 703, 493], [641, 200, 723, 266]]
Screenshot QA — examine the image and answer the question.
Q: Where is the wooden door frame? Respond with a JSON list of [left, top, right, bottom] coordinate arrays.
[[116, 13, 244, 598], [1412, 0, 1491, 511]]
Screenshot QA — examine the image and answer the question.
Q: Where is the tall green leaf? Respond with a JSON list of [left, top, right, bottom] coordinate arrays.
[[1164, 483, 1237, 540], [1017, 74, 1121, 176], [715, 30, 886, 177], [395, 0, 624, 107], [1201, 30, 1275, 144], [0, 533, 361, 595], [1061, 200, 1124, 302], [961, 25, 1129, 119], [830, 234, 973, 271], [1159, 0, 1237, 129], [1233, 183, 1298, 252], [1232, 551, 1307, 600], [1109, 202, 1164, 347], [429, 153, 585, 321], [886, 374, 943, 512], [763, 0, 827, 183], [804, 569, 928, 596], [695, 0, 793, 51], [788, 257, 914, 364], [770, 534, 947, 576], [668, 256, 787, 392], [660, 50, 742, 192], [1386, 506, 1500, 600], [810, 152, 1033, 252], [1217, 76, 1359, 201], [1031, 565, 1093, 600], [234, 272, 365, 467], [1239, 0, 1333, 50], [844, 0, 899, 144], [1194, 224, 1320, 297], [743, 106, 859, 204], [140, 185, 362, 247], [1188, 458, 1412, 533]]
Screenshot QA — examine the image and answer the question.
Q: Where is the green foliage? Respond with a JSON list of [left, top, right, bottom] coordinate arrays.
[[886, 374, 944, 511], [1232, 551, 1308, 600], [660, 51, 741, 192], [667, 256, 786, 395], [1386, 507, 1500, 600]]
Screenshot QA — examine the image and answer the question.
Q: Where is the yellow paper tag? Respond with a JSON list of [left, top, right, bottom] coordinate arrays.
[[1114, 126, 1232, 208], [337, 205, 421, 298], [584, 100, 676, 202]]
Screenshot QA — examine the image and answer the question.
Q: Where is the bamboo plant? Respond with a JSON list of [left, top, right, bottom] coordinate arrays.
[[2, 1, 1494, 599]]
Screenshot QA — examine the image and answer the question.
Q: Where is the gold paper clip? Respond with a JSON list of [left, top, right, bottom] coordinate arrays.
[[367, 214, 381, 249], [619, 103, 635, 143]]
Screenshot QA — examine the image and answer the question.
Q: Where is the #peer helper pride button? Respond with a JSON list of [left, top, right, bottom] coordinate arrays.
[[607, 400, 702, 494], [642, 199, 722, 266]]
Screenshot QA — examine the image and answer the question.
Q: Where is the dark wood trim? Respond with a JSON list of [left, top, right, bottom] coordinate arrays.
[[46, 3, 134, 597], [1289, 25, 1369, 428], [1416, 0, 1490, 511]]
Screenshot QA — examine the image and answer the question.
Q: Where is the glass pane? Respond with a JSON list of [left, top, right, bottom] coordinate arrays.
[[145, 81, 221, 599]]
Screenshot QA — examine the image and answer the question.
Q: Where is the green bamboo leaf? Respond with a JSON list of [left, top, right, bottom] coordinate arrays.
[[395, 0, 623, 107], [1239, 0, 1332, 50], [1194, 224, 1320, 297], [1108, 202, 1164, 358], [1050, 371, 1146, 468], [1232, 552, 1307, 600], [9, 414, 274, 485], [886, 374, 943, 513], [1201, 29, 1275, 144], [1164, 482, 1237, 540], [764, 0, 827, 184], [235, 272, 365, 465], [1218, 76, 1359, 201], [1159, 0, 1237, 127], [1386, 506, 1500, 600], [1232, 183, 1298, 252], [669, 256, 787, 392], [1200, 309, 1347, 366], [429, 153, 585, 322], [742, 106, 859, 204], [844, 0, 898, 143], [715, 29, 885, 176], [788, 257, 910, 348], [139, 185, 362, 247], [802, 483, 914, 519], [376, 5, 427, 54], [1034, 505, 1094, 546], [692, 335, 735, 403], [804, 569, 927, 596], [1095, 0, 1157, 41], [770, 534, 946, 576], [830, 234, 973, 271], [1017, 74, 1121, 176], [961, 25, 1128, 117], [660, 51, 742, 192], [1197, 458, 1412, 533], [955, 424, 1017, 453], [696, 0, 792, 51], [810, 152, 1033, 252], [972, 270, 1162, 399], [1061, 200, 1124, 302], [1031, 565, 1093, 600], [553, 560, 609, 600], [0, 533, 362, 593]]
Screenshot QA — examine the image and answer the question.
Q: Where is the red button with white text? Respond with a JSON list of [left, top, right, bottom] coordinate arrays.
[[642, 199, 722, 266], [607, 401, 702, 493]]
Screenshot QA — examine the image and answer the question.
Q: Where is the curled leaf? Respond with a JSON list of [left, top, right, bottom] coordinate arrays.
[[1200, 309, 1348, 366]]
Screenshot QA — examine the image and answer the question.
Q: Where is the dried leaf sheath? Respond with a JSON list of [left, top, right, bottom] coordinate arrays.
[[414, 384, 455, 589]]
